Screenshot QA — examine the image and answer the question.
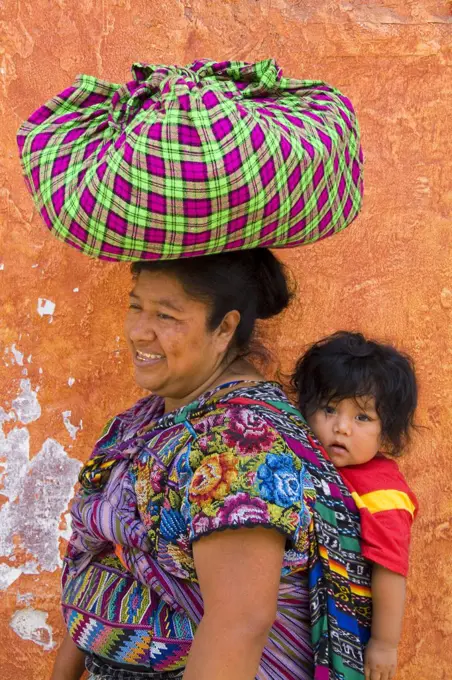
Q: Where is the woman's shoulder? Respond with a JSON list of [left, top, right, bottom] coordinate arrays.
[[189, 379, 314, 458], [198, 379, 296, 414]]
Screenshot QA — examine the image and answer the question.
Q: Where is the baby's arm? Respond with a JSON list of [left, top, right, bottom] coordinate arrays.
[[365, 564, 406, 680]]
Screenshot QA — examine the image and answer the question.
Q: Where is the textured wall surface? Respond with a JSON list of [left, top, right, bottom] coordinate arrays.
[[1, 1, 451, 678]]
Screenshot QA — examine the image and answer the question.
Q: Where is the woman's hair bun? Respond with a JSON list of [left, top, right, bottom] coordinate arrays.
[[252, 249, 292, 319]]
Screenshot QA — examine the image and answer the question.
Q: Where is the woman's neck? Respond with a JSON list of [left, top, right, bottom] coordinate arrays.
[[163, 358, 264, 414]]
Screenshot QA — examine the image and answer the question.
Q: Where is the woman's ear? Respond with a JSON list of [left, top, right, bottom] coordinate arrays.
[[215, 310, 241, 353]]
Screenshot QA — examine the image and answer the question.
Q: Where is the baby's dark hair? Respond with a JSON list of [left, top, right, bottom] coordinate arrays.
[[291, 331, 418, 456]]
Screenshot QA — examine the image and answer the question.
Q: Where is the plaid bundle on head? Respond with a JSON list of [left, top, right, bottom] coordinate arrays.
[[17, 59, 363, 261]]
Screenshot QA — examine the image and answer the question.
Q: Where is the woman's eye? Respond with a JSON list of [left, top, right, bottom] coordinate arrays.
[[157, 312, 174, 321], [128, 304, 141, 310]]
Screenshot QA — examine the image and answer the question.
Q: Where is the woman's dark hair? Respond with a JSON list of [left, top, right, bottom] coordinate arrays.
[[131, 248, 291, 355], [291, 331, 418, 456]]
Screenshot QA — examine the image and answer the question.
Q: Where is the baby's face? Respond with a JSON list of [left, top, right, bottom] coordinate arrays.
[[307, 395, 382, 468]]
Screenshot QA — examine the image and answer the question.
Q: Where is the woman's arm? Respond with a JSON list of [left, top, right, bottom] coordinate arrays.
[[183, 526, 286, 680], [50, 633, 87, 680], [364, 564, 406, 680]]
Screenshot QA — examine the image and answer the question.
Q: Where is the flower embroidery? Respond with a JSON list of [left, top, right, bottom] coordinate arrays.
[[189, 452, 238, 506], [257, 453, 301, 508], [217, 492, 270, 525], [223, 409, 277, 456], [194, 412, 226, 436], [150, 465, 165, 494], [191, 512, 215, 534]]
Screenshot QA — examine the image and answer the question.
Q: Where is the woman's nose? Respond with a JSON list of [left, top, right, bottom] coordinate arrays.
[[128, 316, 157, 343]]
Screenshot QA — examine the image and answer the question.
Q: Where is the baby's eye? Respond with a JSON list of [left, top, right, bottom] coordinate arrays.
[[357, 413, 371, 422], [323, 405, 336, 415]]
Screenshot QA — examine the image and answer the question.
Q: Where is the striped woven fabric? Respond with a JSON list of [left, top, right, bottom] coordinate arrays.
[[17, 59, 363, 261]]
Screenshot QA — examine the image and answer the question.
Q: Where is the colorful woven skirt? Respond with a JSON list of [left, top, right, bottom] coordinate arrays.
[[17, 59, 363, 261]]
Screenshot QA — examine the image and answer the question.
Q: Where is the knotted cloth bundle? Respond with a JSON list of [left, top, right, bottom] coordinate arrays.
[[17, 59, 363, 261]]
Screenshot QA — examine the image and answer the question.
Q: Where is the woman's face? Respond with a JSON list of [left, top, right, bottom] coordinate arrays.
[[125, 270, 236, 403]]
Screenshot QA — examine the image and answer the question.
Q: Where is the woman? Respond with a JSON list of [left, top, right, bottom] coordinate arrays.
[[51, 248, 371, 680]]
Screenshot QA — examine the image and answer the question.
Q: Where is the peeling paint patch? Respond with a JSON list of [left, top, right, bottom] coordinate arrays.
[[10, 608, 55, 651], [0, 563, 38, 591], [0, 407, 15, 426], [37, 298, 55, 320], [62, 410, 82, 439], [10, 344, 24, 366], [68, 377, 75, 387], [73, 287, 79, 292], [0, 263, 4, 270], [0, 381, 82, 589], [0, 435, 82, 578], [11, 379, 41, 424], [16, 592, 34, 605], [59, 511, 73, 542]]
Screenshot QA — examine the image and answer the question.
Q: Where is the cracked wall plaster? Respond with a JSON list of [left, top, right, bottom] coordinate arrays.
[[10, 608, 55, 651], [0, 381, 81, 587]]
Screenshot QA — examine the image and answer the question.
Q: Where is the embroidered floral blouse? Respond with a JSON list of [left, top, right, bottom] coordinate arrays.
[[62, 381, 371, 679], [62, 381, 315, 678]]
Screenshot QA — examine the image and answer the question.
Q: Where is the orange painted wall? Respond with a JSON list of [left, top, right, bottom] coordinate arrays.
[[1, 1, 451, 678]]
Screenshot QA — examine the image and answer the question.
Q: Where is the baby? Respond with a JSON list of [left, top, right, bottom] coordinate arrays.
[[292, 331, 418, 680]]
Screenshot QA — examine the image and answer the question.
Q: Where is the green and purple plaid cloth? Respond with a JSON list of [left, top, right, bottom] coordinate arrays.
[[17, 59, 363, 261]]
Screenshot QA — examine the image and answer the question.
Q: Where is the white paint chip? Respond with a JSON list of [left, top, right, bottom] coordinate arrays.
[[11, 344, 24, 366], [31, 264, 38, 268], [0, 263, 4, 271], [59, 512, 73, 542], [11, 379, 41, 424], [16, 592, 34, 605], [0, 563, 38, 591], [68, 377, 75, 387], [0, 408, 15, 426], [10, 608, 56, 650], [62, 411, 82, 439], [37, 298, 55, 319], [73, 287, 79, 292]]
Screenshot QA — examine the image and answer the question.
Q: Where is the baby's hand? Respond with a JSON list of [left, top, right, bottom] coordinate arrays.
[[364, 637, 398, 680]]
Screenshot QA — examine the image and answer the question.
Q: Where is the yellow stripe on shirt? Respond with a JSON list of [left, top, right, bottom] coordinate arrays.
[[351, 489, 416, 517]]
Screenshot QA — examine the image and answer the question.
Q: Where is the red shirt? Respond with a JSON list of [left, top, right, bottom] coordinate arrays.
[[340, 456, 418, 577]]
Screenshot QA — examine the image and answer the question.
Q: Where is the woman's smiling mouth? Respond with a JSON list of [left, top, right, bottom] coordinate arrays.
[[134, 350, 165, 366]]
